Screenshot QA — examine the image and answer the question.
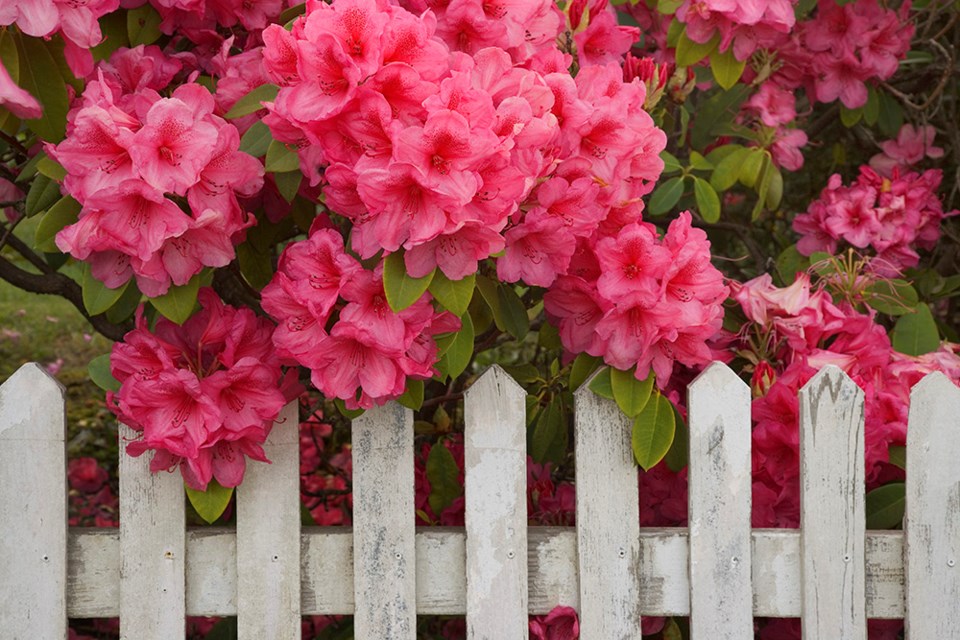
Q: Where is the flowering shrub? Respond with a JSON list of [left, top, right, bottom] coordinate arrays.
[[2, 0, 960, 637]]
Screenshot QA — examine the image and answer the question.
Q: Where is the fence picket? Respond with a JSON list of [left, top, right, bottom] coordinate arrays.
[[799, 365, 866, 640], [687, 362, 752, 637], [118, 423, 185, 640], [352, 401, 416, 639], [574, 375, 642, 639], [0, 364, 67, 639], [464, 365, 529, 639], [905, 372, 960, 638], [236, 400, 301, 639]]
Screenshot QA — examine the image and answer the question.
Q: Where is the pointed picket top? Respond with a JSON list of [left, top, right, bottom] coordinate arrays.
[[0, 362, 68, 639], [686, 360, 752, 639], [464, 365, 526, 450], [466, 364, 526, 402], [905, 370, 960, 638], [799, 364, 866, 640], [573, 366, 607, 401]]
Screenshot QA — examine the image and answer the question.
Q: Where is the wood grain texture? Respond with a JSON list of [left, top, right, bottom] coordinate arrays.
[[464, 366, 529, 639], [0, 364, 68, 640], [236, 401, 301, 639], [352, 402, 416, 639], [799, 366, 866, 640], [574, 377, 642, 639], [905, 372, 960, 639], [118, 423, 185, 640], [66, 527, 907, 617], [687, 363, 753, 638]]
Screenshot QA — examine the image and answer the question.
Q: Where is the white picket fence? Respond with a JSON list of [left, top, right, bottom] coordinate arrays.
[[1, 361, 959, 639]]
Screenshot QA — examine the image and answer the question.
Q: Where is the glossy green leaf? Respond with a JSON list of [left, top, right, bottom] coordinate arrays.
[[265, 139, 300, 173], [865, 482, 905, 529], [530, 395, 567, 464], [26, 173, 62, 217], [91, 11, 129, 62], [440, 312, 473, 379], [709, 47, 746, 90], [397, 379, 424, 410], [690, 85, 750, 150], [711, 148, 750, 193], [334, 399, 364, 420], [688, 151, 713, 171], [888, 445, 906, 470], [82, 265, 130, 316], [693, 176, 721, 223], [865, 279, 919, 316], [105, 281, 142, 324], [660, 150, 682, 174], [877, 91, 903, 138], [150, 275, 201, 324], [765, 163, 783, 210], [34, 196, 80, 252], [675, 29, 719, 67], [14, 33, 68, 141], [664, 405, 688, 472], [186, 480, 234, 525], [426, 442, 462, 515], [225, 84, 279, 119], [127, 4, 163, 46], [750, 154, 773, 221], [611, 366, 655, 418], [656, 0, 684, 14], [587, 366, 614, 400], [738, 148, 766, 188], [273, 170, 301, 203], [569, 353, 602, 391], [383, 251, 434, 312], [88, 354, 120, 392], [36, 156, 66, 181], [632, 392, 676, 471], [840, 105, 863, 127], [237, 244, 274, 291], [775, 245, 809, 285], [239, 121, 273, 157], [496, 283, 529, 340], [428, 271, 475, 316], [648, 176, 685, 216], [863, 87, 880, 125], [891, 304, 939, 356]]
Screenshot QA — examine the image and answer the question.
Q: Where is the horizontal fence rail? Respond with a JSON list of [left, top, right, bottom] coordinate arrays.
[[2, 361, 960, 639]]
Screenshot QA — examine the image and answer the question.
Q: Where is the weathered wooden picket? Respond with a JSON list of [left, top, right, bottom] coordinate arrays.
[[2, 360, 959, 639]]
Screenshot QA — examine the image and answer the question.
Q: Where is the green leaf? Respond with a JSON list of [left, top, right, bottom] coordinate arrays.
[[865, 279, 919, 316], [225, 84, 279, 119], [36, 156, 66, 181], [428, 271, 475, 316], [709, 47, 746, 90], [863, 86, 880, 125], [660, 150, 682, 174], [150, 275, 201, 324], [688, 151, 713, 171], [237, 244, 274, 291], [91, 11, 129, 62], [587, 366, 614, 400], [663, 405, 688, 472], [648, 176, 685, 216], [14, 33, 69, 141], [440, 312, 474, 379], [710, 146, 750, 191], [186, 480, 234, 525], [495, 283, 529, 340], [82, 265, 130, 316], [280, 3, 307, 23], [383, 251, 434, 312], [530, 395, 567, 464], [26, 173, 62, 217], [611, 366, 655, 418], [888, 445, 906, 470], [675, 29, 719, 67], [865, 482, 905, 529], [265, 139, 300, 173], [426, 442, 462, 515], [34, 196, 80, 252], [569, 353, 602, 391], [127, 4, 163, 46], [690, 84, 750, 150], [631, 392, 676, 471], [693, 176, 721, 223], [891, 304, 940, 356], [334, 399, 364, 420], [775, 245, 809, 284], [273, 170, 301, 203], [877, 91, 903, 138], [239, 121, 273, 157], [88, 354, 120, 392], [765, 163, 783, 210], [750, 154, 773, 221], [656, 0, 684, 14], [105, 280, 142, 324], [738, 148, 766, 189], [840, 105, 863, 127], [397, 379, 424, 410]]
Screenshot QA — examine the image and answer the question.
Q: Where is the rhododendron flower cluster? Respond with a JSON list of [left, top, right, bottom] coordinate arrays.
[[793, 165, 955, 273], [870, 123, 944, 177], [262, 225, 461, 409], [108, 290, 290, 490], [51, 71, 264, 297], [675, 0, 797, 61], [545, 212, 727, 384]]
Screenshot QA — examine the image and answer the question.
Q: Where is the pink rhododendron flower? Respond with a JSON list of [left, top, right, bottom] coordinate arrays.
[[0, 61, 42, 120], [870, 124, 944, 176]]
